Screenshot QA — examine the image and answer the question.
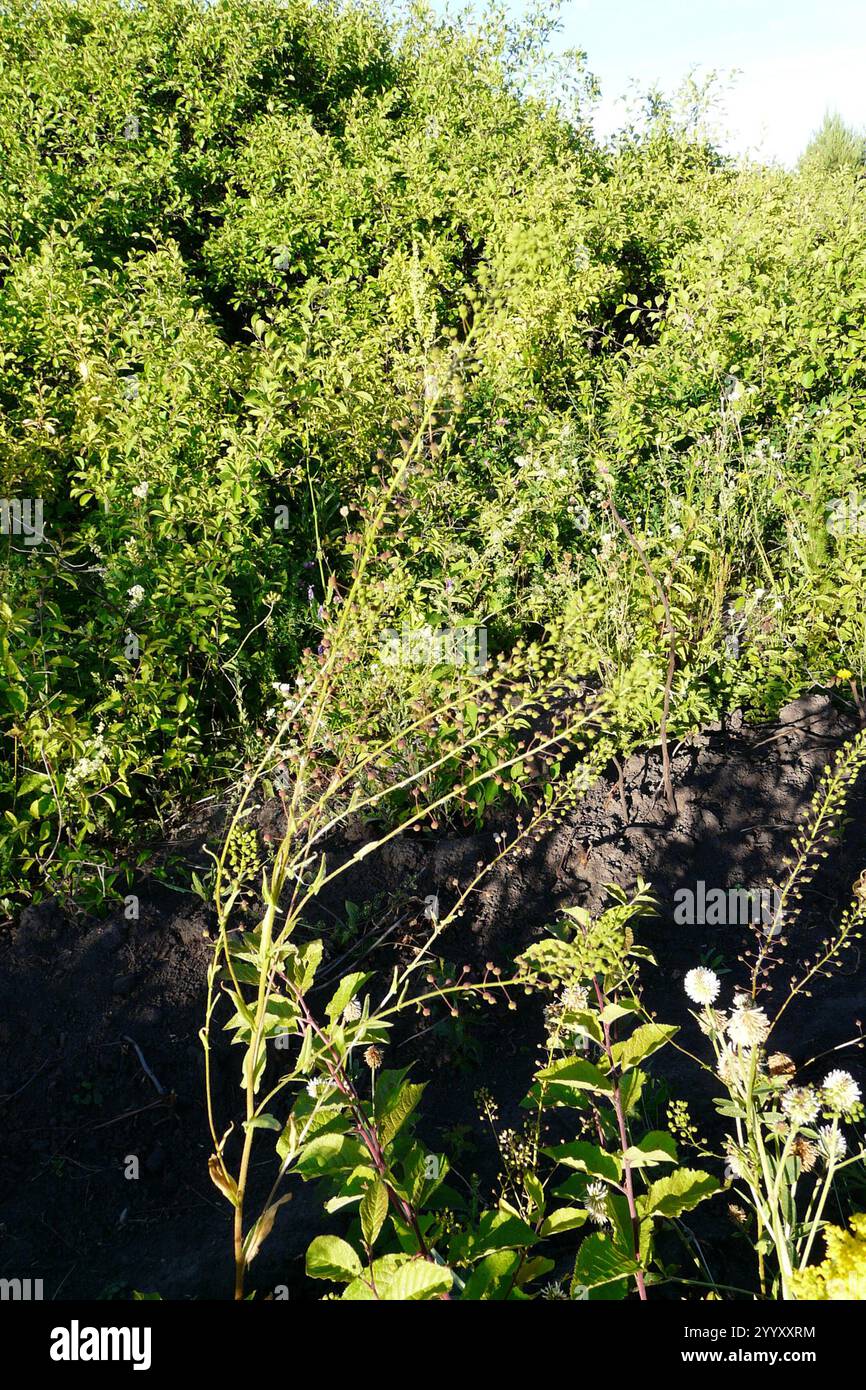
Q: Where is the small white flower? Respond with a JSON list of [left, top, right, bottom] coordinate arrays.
[[127, 584, 145, 608], [342, 997, 362, 1022], [727, 1004, 770, 1049], [780, 1085, 820, 1125], [584, 1180, 610, 1226], [817, 1124, 847, 1164], [560, 982, 589, 1013], [684, 967, 720, 1006], [539, 1279, 569, 1300], [821, 1070, 861, 1114], [132, 480, 148, 500], [306, 1076, 330, 1099]]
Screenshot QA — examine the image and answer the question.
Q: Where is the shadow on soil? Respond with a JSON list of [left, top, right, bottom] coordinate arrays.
[[2, 694, 865, 1299]]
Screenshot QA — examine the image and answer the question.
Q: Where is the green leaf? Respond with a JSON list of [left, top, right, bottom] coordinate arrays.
[[564, 1008, 604, 1044], [611, 1023, 677, 1071], [544, 1141, 621, 1183], [288, 940, 323, 994], [340, 1254, 406, 1300], [383, 1258, 452, 1301], [325, 971, 370, 1023], [378, 1081, 426, 1148], [623, 1131, 678, 1168], [573, 1232, 638, 1296], [599, 1000, 638, 1026], [306, 1235, 362, 1283], [360, 1178, 389, 1249], [295, 1133, 362, 1176], [461, 1250, 522, 1300], [455, 1208, 538, 1262], [619, 1067, 646, 1116], [539, 1206, 589, 1236], [536, 1056, 613, 1094], [639, 1168, 720, 1220], [243, 1113, 282, 1134]]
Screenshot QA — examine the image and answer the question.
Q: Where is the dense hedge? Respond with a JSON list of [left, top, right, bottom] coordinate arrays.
[[2, 0, 865, 905]]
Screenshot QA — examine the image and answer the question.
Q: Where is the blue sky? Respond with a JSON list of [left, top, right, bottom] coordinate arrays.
[[432, 1, 866, 165]]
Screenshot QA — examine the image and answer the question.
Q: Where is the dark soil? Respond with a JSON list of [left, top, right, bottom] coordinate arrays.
[[2, 694, 865, 1300]]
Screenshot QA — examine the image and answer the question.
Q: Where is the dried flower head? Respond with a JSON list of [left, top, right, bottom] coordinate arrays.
[[768, 1052, 797, 1079], [364, 1046, 383, 1070], [791, 1137, 819, 1172]]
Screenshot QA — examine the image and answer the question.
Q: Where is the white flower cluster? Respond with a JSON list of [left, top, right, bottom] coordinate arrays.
[[684, 970, 771, 1048], [584, 1180, 610, 1226], [65, 730, 110, 793], [684, 967, 861, 1172]]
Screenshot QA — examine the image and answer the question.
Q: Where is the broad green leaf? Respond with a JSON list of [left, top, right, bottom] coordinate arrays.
[[623, 1130, 678, 1168], [454, 1208, 538, 1263], [536, 1056, 613, 1094], [377, 1081, 426, 1148], [611, 1023, 677, 1071], [539, 1206, 590, 1236], [639, 1168, 720, 1220], [340, 1254, 406, 1300], [295, 1132, 362, 1176], [544, 1141, 621, 1183], [461, 1250, 522, 1301], [573, 1232, 639, 1295], [306, 1235, 362, 1283], [383, 1258, 452, 1301]]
